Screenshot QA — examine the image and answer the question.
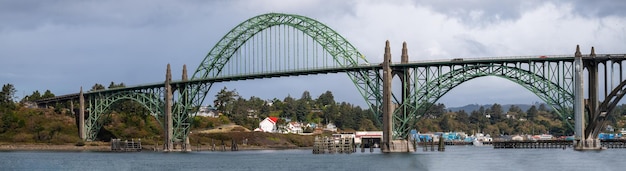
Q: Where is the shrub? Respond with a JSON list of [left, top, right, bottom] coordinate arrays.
[[75, 140, 85, 146]]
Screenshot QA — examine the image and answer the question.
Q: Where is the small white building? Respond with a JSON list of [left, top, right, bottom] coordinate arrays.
[[286, 122, 303, 134], [196, 106, 219, 117], [324, 123, 337, 132], [255, 117, 279, 133]]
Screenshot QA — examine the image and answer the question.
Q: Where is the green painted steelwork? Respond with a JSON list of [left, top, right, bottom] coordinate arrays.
[[186, 13, 383, 140], [44, 12, 626, 146], [85, 90, 164, 141], [391, 59, 576, 138]]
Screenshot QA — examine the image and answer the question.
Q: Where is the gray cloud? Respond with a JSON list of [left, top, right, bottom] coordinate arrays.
[[1, 0, 624, 108], [412, 0, 541, 26], [566, 0, 626, 18]]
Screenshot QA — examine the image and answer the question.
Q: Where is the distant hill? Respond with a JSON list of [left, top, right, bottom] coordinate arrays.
[[446, 103, 550, 114]]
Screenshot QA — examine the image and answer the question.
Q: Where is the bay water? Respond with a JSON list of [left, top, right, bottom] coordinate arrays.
[[1, 146, 624, 171]]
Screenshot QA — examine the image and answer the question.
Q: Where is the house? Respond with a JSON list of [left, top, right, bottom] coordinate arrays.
[[247, 109, 258, 118], [196, 106, 219, 117], [286, 122, 303, 134], [324, 123, 337, 132], [255, 117, 279, 133]]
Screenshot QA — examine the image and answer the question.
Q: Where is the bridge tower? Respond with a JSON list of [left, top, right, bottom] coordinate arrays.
[[575, 46, 603, 150], [382, 41, 416, 153], [382, 41, 393, 152], [181, 64, 192, 152], [164, 64, 174, 151], [79, 87, 85, 140]]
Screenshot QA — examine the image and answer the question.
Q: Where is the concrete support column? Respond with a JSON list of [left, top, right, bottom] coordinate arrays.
[[79, 87, 85, 140], [382, 40, 393, 153], [400, 42, 410, 108], [164, 64, 174, 151], [574, 45, 585, 150], [182, 64, 191, 152], [575, 46, 603, 150]]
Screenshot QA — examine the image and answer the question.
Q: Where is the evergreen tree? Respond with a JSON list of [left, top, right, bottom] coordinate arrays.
[[527, 106, 538, 121], [42, 90, 55, 99], [0, 84, 17, 109]]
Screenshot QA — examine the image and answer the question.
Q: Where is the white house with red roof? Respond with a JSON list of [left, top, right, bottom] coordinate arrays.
[[286, 122, 303, 134], [254, 117, 279, 133]]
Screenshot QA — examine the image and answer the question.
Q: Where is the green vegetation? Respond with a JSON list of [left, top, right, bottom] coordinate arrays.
[[212, 87, 381, 132], [3, 81, 626, 146]]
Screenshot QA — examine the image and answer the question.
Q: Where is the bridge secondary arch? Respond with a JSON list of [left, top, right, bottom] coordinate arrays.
[[85, 91, 164, 141], [394, 63, 574, 138]]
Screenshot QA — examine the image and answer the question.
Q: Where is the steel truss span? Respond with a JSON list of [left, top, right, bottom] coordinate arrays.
[[80, 13, 382, 148], [33, 13, 626, 148], [85, 89, 165, 141], [391, 59, 575, 138]]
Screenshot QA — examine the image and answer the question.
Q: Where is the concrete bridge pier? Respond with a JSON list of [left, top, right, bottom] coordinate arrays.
[[381, 41, 415, 153], [164, 64, 174, 152], [79, 87, 85, 140], [574, 46, 603, 150], [182, 64, 191, 152]]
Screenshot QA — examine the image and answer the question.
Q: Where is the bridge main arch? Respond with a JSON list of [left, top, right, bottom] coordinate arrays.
[[160, 13, 383, 148], [186, 12, 380, 122], [395, 62, 574, 138]]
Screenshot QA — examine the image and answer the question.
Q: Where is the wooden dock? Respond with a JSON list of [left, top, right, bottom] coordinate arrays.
[[313, 136, 355, 154], [493, 139, 626, 149], [601, 139, 626, 148], [493, 140, 571, 149], [111, 139, 142, 152]]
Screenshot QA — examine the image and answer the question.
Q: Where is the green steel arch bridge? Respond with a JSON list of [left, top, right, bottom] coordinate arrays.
[[35, 13, 626, 152]]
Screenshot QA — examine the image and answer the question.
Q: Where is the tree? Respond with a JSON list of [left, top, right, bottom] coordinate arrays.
[[26, 90, 41, 101], [508, 105, 524, 119], [428, 103, 446, 118], [90, 83, 105, 91], [42, 90, 55, 99], [538, 104, 549, 112], [281, 96, 296, 120], [108, 82, 126, 89], [316, 91, 335, 107], [214, 87, 238, 115], [527, 105, 538, 121], [489, 103, 504, 123], [299, 91, 312, 104], [0, 84, 17, 107], [358, 119, 378, 131], [455, 110, 470, 124]]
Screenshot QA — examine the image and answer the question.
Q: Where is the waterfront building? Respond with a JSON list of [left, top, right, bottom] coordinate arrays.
[[195, 106, 219, 117], [256, 117, 279, 133]]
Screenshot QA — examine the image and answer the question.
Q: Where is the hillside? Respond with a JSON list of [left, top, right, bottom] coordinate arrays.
[[447, 103, 550, 113]]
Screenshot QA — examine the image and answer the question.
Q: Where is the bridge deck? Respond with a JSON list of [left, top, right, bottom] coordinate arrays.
[[33, 54, 626, 104]]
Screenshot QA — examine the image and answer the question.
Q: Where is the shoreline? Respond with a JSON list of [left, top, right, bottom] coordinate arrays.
[[0, 143, 311, 152], [0, 144, 110, 152]]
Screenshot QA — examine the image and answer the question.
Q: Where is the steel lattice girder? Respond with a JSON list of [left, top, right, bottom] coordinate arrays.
[[85, 89, 164, 141], [391, 60, 575, 139], [187, 13, 382, 131]]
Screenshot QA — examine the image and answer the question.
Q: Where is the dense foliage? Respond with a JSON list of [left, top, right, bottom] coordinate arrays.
[[212, 87, 381, 132]]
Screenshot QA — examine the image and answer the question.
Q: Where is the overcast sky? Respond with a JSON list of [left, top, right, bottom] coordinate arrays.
[[1, 0, 626, 108]]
